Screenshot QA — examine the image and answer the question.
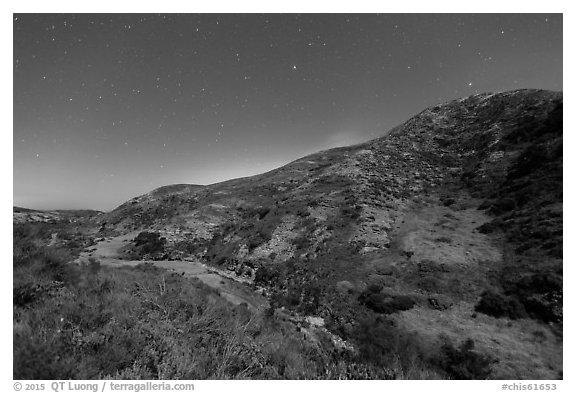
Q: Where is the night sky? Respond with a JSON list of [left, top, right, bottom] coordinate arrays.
[[13, 13, 562, 211]]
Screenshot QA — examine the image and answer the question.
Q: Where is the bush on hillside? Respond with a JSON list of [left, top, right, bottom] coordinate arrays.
[[133, 231, 166, 256], [437, 338, 494, 380], [247, 229, 271, 251], [474, 290, 527, 319], [254, 265, 280, 286], [351, 316, 427, 374], [359, 290, 415, 315]]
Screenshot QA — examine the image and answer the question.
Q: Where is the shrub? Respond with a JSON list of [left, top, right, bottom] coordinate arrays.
[[509, 145, 551, 179], [273, 289, 300, 308], [133, 232, 166, 255], [351, 316, 428, 374], [254, 265, 280, 286], [87, 257, 102, 275], [477, 222, 499, 234], [14, 241, 77, 287], [512, 273, 562, 296], [308, 199, 320, 207], [336, 281, 355, 295], [438, 338, 493, 379], [296, 209, 310, 218], [14, 283, 41, 307], [247, 229, 271, 251], [256, 207, 270, 220], [293, 235, 311, 251], [490, 198, 517, 215], [359, 291, 415, 314], [387, 296, 416, 313], [247, 237, 263, 251], [521, 297, 561, 324], [173, 240, 198, 255], [417, 277, 444, 293], [474, 290, 527, 319], [133, 262, 162, 273]]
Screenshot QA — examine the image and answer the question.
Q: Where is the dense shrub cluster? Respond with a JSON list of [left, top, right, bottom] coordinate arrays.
[[468, 99, 563, 324], [351, 316, 427, 372], [475, 274, 562, 323], [292, 235, 311, 251], [171, 239, 199, 256], [340, 205, 362, 220], [254, 265, 280, 286], [474, 290, 527, 320], [256, 207, 271, 220], [133, 231, 166, 256], [271, 280, 322, 315], [437, 338, 494, 380], [505, 273, 563, 323], [359, 289, 416, 315]]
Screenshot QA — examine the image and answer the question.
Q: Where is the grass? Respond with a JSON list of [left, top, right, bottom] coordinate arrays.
[[13, 222, 448, 380], [16, 221, 506, 380], [14, 243, 328, 379]]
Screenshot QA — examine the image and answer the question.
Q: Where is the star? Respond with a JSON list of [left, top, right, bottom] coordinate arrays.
[[12, 14, 562, 212]]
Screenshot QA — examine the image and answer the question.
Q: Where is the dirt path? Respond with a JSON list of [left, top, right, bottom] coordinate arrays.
[[75, 233, 269, 313]]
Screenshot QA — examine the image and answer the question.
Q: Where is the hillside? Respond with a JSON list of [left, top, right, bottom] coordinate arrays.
[[16, 89, 562, 379], [101, 88, 561, 375], [13, 206, 103, 224]]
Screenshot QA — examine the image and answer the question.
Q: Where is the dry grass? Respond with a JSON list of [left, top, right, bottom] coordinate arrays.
[[395, 302, 562, 379]]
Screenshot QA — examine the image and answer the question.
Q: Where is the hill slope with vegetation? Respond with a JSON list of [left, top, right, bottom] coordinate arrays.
[[14, 89, 562, 379]]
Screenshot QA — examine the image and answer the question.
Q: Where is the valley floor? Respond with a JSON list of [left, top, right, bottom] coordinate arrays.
[[75, 232, 269, 313]]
